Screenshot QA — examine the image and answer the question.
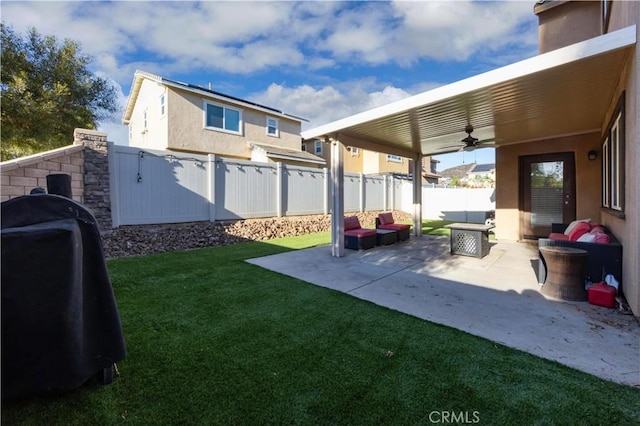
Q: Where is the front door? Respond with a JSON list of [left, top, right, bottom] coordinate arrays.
[[520, 153, 576, 239]]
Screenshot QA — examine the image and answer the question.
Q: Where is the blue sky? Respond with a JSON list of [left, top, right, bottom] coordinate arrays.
[[2, 0, 539, 171]]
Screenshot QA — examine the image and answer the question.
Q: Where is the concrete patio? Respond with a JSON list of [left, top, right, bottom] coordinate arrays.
[[247, 235, 640, 387]]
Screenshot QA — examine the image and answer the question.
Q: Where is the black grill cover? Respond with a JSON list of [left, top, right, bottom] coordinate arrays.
[[1, 195, 126, 399]]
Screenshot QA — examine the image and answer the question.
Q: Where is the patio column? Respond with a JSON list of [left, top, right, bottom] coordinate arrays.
[[330, 136, 345, 257], [412, 154, 422, 237]]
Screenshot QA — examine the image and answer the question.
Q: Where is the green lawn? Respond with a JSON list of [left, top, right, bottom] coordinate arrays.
[[2, 226, 638, 425]]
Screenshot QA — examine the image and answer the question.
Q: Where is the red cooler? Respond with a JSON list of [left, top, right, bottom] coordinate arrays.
[[588, 282, 616, 308]]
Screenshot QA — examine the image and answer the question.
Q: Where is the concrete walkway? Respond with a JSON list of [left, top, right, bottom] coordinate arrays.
[[247, 236, 640, 387]]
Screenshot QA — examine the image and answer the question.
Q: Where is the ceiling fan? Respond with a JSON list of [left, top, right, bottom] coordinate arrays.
[[456, 124, 495, 152]]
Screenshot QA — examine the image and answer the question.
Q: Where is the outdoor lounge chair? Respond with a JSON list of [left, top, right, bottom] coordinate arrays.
[[344, 216, 377, 250], [376, 212, 410, 241]]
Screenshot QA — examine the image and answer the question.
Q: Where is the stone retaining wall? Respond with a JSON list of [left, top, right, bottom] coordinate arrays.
[[102, 211, 412, 259]]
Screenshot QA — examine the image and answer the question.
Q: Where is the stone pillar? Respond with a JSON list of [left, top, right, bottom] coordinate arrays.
[[74, 128, 112, 230]]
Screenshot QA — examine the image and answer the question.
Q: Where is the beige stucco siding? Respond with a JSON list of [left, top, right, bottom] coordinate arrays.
[[602, 1, 639, 315], [244, 112, 302, 151], [362, 150, 409, 175], [343, 148, 364, 173], [166, 88, 301, 158], [128, 79, 168, 150], [537, 1, 602, 53], [495, 132, 601, 242]]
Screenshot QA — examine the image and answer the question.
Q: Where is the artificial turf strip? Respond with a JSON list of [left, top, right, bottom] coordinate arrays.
[[2, 232, 639, 425]]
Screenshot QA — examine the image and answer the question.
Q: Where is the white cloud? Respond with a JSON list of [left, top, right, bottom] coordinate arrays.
[[250, 79, 417, 131], [2, 0, 539, 139], [389, 0, 536, 63]]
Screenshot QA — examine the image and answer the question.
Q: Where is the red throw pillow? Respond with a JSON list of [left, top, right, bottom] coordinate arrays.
[[568, 221, 591, 241], [590, 225, 605, 234]]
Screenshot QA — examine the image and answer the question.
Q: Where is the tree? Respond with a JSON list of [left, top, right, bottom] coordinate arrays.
[[1, 24, 117, 160]]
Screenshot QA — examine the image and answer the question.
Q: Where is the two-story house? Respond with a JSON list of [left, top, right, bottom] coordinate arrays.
[[301, 139, 411, 175], [302, 139, 440, 184], [122, 70, 325, 167]]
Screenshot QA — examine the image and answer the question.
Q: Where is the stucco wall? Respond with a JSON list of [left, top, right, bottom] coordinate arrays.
[[362, 150, 409, 175], [494, 132, 601, 242], [128, 79, 168, 151], [536, 1, 602, 53], [603, 1, 639, 315], [166, 88, 301, 158]]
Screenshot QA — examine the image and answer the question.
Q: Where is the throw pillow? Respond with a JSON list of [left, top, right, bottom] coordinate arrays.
[[564, 218, 591, 236], [577, 233, 596, 243], [568, 221, 591, 241]]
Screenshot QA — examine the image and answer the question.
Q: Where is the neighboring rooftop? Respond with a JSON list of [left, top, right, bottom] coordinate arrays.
[[471, 163, 495, 173]]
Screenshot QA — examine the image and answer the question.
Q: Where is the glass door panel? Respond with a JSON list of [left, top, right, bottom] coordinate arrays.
[[521, 153, 575, 239]]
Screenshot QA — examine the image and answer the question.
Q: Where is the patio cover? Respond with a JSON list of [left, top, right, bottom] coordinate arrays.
[[301, 25, 636, 257]]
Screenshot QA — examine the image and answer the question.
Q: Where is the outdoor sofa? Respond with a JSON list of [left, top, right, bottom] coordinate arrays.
[[538, 221, 623, 289]]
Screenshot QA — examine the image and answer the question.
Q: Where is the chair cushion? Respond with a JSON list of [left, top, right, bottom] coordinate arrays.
[[345, 228, 376, 237], [548, 232, 570, 241], [344, 216, 361, 231], [379, 223, 410, 231], [378, 212, 395, 225]]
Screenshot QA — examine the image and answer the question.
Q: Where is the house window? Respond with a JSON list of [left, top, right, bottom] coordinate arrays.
[[387, 154, 402, 163], [314, 140, 322, 155], [204, 101, 242, 134], [601, 93, 625, 213], [160, 94, 165, 117], [143, 109, 148, 130], [350, 147, 360, 157], [266, 117, 279, 137]]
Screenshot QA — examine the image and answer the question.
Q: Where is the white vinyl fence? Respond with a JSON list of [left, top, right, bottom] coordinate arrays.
[[109, 145, 406, 226], [109, 145, 495, 227]]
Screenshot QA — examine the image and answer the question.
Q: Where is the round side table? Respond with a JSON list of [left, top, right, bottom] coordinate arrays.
[[539, 246, 588, 301]]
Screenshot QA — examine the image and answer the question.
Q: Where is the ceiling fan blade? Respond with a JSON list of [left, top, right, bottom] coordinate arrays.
[[477, 137, 496, 145]]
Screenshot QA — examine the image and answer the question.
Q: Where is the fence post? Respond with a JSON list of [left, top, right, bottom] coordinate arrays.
[[390, 175, 395, 211], [382, 175, 388, 211], [276, 162, 283, 217], [359, 173, 365, 212], [208, 154, 216, 222], [108, 142, 120, 228]]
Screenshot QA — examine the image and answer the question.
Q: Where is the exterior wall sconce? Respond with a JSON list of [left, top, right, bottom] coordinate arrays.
[[588, 150, 598, 161]]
